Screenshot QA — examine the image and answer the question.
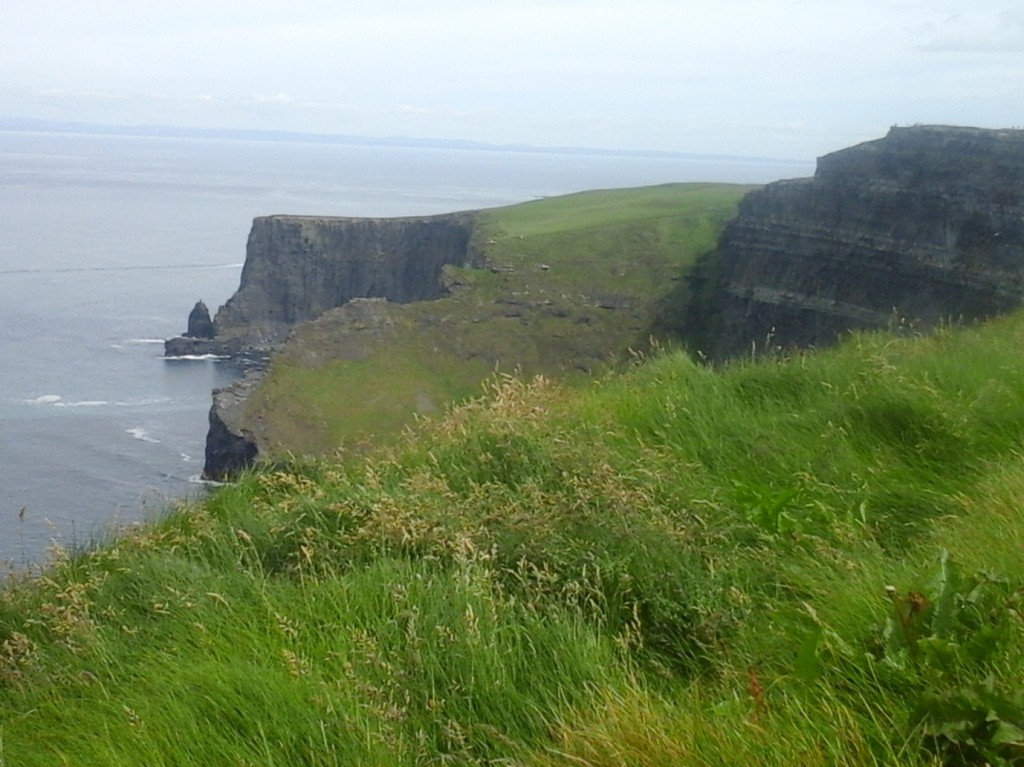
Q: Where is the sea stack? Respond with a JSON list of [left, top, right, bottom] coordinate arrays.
[[186, 300, 215, 339], [165, 300, 221, 357]]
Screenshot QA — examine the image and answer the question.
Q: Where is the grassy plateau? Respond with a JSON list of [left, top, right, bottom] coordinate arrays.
[[3, 186, 1024, 765]]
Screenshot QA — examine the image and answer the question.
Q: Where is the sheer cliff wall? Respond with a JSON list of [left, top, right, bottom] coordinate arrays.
[[690, 125, 1024, 360], [212, 212, 482, 349]]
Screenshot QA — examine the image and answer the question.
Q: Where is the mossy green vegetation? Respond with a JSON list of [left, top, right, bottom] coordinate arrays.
[[5, 309, 1024, 764], [243, 183, 753, 456]]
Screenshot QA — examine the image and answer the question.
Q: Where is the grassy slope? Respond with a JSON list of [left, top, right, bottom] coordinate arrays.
[[4, 309, 1024, 764], [242, 183, 751, 456]]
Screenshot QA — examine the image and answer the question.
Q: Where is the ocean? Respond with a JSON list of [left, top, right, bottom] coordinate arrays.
[[0, 130, 813, 568]]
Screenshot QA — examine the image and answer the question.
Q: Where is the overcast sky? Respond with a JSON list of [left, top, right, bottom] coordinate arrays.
[[2, 1, 1021, 160]]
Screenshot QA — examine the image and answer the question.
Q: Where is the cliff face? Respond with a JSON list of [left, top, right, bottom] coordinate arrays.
[[212, 212, 482, 349], [692, 125, 1024, 360], [190, 211, 481, 478]]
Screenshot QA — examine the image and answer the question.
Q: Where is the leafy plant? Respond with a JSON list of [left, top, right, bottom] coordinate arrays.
[[877, 551, 1018, 673], [731, 480, 830, 538], [870, 551, 1024, 764], [911, 677, 1024, 766]]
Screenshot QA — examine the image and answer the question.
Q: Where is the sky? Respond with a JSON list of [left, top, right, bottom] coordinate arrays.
[[2, 1, 1022, 160]]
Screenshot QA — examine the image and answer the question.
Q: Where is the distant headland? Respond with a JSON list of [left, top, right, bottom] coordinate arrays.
[[168, 125, 1024, 479]]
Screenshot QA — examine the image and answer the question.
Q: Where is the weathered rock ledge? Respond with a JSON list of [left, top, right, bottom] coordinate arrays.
[[690, 125, 1024, 360]]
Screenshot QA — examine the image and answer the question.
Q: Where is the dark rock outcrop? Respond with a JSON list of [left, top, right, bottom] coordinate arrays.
[[164, 336, 214, 357], [690, 125, 1024, 360], [212, 212, 483, 350], [165, 301, 221, 356], [203, 372, 263, 481], [186, 300, 214, 339]]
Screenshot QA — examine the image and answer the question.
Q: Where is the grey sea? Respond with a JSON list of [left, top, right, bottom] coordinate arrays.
[[0, 129, 813, 567]]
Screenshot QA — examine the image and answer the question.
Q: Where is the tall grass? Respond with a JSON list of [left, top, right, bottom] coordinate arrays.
[[4, 313, 1024, 764]]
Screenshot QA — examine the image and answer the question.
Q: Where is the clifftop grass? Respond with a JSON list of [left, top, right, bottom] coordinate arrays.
[[4, 309, 1024, 764], [242, 183, 752, 456]]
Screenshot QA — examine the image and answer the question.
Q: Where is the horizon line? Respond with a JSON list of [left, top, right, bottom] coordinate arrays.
[[0, 117, 808, 166]]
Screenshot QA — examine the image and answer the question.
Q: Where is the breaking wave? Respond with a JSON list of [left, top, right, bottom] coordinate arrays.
[[164, 354, 229, 361], [115, 397, 173, 407], [24, 394, 62, 405], [126, 427, 161, 444], [189, 474, 223, 486]]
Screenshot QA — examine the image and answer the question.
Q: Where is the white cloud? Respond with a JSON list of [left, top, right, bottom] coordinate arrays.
[[918, 9, 1024, 52]]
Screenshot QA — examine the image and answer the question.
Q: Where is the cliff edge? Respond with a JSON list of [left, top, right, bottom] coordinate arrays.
[[689, 125, 1024, 360], [164, 210, 484, 479]]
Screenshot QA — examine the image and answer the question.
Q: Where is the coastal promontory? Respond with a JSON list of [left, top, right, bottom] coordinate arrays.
[[213, 212, 483, 350], [165, 212, 483, 359], [169, 185, 751, 478]]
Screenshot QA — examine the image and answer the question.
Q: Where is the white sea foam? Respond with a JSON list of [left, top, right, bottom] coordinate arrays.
[[127, 427, 161, 444], [181, 452, 197, 463], [189, 474, 223, 486], [25, 394, 62, 405], [111, 339, 167, 351], [164, 354, 229, 361], [115, 396, 173, 407], [53, 400, 109, 408]]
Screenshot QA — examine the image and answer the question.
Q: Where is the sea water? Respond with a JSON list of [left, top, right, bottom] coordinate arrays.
[[0, 130, 812, 567]]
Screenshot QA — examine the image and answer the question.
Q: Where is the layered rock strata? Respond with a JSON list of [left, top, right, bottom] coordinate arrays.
[[691, 125, 1024, 360]]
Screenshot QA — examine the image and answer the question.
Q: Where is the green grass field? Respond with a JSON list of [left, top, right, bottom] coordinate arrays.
[[4, 305, 1024, 764]]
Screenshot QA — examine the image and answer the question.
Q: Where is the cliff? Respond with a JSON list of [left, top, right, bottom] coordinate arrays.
[[205, 371, 261, 479], [185, 211, 481, 477], [165, 211, 482, 358], [689, 125, 1024, 360], [213, 212, 482, 349], [184, 185, 748, 479]]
